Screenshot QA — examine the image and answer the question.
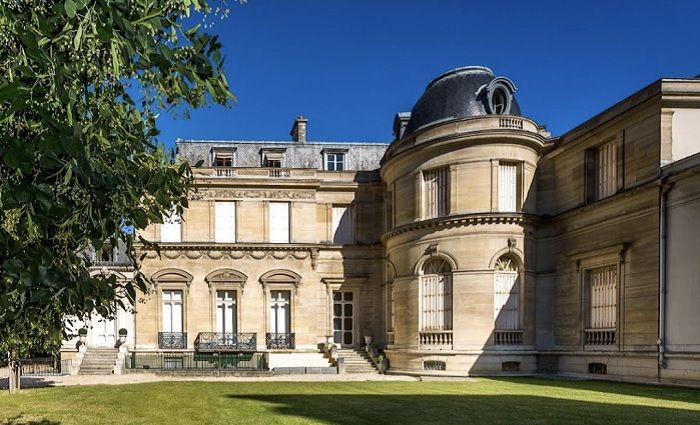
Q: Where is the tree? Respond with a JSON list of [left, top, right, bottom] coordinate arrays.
[[0, 0, 235, 392]]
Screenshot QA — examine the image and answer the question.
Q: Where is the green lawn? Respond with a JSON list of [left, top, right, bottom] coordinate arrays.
[[1, 378, 700, 424]]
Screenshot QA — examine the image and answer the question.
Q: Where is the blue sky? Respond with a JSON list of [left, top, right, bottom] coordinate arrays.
[[157, 0, 700, 148]]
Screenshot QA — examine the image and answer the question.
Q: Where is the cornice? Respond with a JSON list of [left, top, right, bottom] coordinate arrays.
[[381, 212, 540, 242]]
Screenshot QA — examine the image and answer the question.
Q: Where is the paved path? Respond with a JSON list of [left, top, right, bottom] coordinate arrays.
[[0, 367, 419, 389]]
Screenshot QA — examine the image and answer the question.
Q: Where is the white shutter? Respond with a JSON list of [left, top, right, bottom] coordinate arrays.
[[421, 274, 452, 331], [494, 272, 519, 330], [269, 202, 289, 243], [596, 142, 617, 199], [423, 168, 448, 219], [590, 266, 617, 329], [332, 206, 355, 244], [215, 202, 236, 243], [498, 163, 517, 212], [161, 210, 181, 243]]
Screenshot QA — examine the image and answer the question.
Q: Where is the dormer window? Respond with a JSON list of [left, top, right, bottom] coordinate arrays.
[[322, 148, 348, 171], [212, 148, 236, 167], [261, 149, 285, 168], [481, 77, 517, 115]]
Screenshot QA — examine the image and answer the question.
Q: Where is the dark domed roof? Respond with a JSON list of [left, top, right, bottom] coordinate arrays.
[[404, 66, 522, 136]]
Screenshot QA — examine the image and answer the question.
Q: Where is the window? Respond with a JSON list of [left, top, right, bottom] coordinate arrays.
[[589, 266, 617, 330], [269, 202, 290, 243], [262, 150, 285, 168], [161, 209, 181, 243], [212, 150, 234, 167], [162, 290, 183, 333], [494, 256, 520, 331], [331, 206, 355, 244], [423, 168, 449, 219], [216, 290, 237, 334], [269, 290, 291, 334], [492, 88, 508, 114], [596, 141, 617, 199], [498, 162, 518, 212], [215, 202, 236, 243], [586, 140, 618, 202], [325, 152, 345, 171], [420, 259, 452, 331]]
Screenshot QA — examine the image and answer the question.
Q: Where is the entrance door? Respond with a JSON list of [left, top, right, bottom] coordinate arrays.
[[333, 291, 354, 347], [91, 315, 117, 346]]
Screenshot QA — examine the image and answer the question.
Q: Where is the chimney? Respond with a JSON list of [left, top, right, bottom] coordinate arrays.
[[291, 115, 308, 143]]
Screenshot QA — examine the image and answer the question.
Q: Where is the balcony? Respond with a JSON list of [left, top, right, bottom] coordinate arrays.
[[419, 331, 453, 350], [194, 332, 257, 352], [266, 333, 295, 349], [205, 167, 317, 179], [158, 332, 187, 349], [585, 328, 616, 346], [494, 330, 523, 345]]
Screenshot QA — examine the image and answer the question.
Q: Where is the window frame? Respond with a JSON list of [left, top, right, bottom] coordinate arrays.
[[422, 167, 449, 220], [419, 258, 453, 332], [585, 139, 620, 203], [497, 161, 521, 212], [211, 148, 236, 167]]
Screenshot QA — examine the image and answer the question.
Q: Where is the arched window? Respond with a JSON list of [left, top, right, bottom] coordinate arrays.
[[494, 255, 520, 331], [420, 258, 452, 331]]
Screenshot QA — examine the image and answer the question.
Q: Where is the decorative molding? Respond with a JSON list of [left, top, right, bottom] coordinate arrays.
[[205, 269, 247, 293], [192, 189, 315, 200], [259, 269, 302, 294], [382, 213, 539, 242], [138, 244, 322, 269]]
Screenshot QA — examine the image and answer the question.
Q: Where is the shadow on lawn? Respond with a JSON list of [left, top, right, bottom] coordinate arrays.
[[487, 377, 700, 404], [228, 394, 700, 424], [1, 415, 59, 425]]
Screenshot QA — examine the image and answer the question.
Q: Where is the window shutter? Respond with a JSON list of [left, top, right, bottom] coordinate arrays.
[[215, 202, 236, 243], [269, 202, 289, 243], [498, 163, 517, 212], [332, 206, 355, 244], [494, 272, 519, 330], [161, 210, 181, 243]]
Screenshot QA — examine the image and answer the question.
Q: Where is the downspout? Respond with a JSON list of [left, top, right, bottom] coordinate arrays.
[[658, 179, 674, 375]]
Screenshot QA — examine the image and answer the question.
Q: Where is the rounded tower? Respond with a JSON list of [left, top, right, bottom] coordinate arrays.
[[382, 66, 547, 375]]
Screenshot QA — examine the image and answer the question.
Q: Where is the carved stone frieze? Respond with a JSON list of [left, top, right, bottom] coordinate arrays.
[[196, 189, 315, 200]]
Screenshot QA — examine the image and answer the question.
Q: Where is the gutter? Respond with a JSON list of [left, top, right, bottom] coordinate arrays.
[[658, 179, 675, 374]]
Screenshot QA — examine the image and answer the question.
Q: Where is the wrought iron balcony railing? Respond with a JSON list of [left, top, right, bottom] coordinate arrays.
[[158, 332, 187, 349], [266, 333, 295, 349], [194, 332, 257, 352]]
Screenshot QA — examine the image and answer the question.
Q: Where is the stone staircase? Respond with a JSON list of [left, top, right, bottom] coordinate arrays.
[[337, 348, 378, 374], [79, 348, 118, 375]]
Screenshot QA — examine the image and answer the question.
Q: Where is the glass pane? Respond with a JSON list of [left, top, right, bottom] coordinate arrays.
[[333, 292, 341, 301], [333, 304, 342, 317], [333, 318, 342, 330], [344, 332, 353, 345], [333, 331, 342, 344], [344, 318, 352, 330], [344, 292, 353, 301], [344, 304, 353, 317]]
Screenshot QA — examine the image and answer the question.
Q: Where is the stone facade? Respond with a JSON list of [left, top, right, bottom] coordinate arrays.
[[66, 67, 700, 384]]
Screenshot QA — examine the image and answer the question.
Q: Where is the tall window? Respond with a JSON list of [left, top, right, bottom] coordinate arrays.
[[325, 152, 345, 171], [269, 202, 290, 243], [215, 202, 236, 243], [494, 256, 520, 330], [589, 266, 617, 330], [161, 209, 181, 243], [498, 162, 518, 212], [269, 290, 291, 334], [423, 168, 449, 219], [216, 290, 237, 334], [420, 259, 452, 331], [596, 141, 617, 199], [332, 206, 355, 244], [162, 290, 183, 333]]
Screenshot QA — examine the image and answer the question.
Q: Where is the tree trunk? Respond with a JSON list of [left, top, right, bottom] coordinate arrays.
[[8, 351, 20, 394]]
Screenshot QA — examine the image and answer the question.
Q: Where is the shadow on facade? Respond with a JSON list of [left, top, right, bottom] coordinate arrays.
[[226, 393, 700, 424]]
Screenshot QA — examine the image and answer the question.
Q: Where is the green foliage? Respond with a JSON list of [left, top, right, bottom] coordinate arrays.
[[0, 0, 235, 360]]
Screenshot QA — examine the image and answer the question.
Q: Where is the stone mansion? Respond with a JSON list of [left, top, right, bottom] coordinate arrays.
[[63, 66, 700, 384]]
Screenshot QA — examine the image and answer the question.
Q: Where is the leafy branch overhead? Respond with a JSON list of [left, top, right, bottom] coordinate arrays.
[[0, 0, 236, 362]]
